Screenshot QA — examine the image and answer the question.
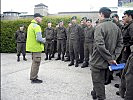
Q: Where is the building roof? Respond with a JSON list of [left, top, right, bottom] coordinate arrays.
[[3, 11, 21, 14], [35, 3, 48, 7], [58, 11, 117, 14]]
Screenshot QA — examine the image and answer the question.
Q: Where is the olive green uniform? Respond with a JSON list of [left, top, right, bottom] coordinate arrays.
[[15, 30, 27, 57], [44, 27, 55, 59], [65, 26, 71, 59], [69, 23, 81, 65], [56, 26, 67, 59], [90, 18, 123, 99], [79, 24, 86, 63]]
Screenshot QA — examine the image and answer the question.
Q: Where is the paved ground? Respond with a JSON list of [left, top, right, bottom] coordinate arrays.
[[1, 53, 124, 100]]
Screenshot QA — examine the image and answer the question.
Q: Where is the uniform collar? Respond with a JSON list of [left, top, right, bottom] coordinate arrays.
[[100, 18, 111, 23], [31, 19, 38, 24]]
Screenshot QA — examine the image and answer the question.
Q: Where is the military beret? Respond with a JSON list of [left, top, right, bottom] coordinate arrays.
[[82, 17, 87, 20], [71, 16, 77, 20], [87, 19, 92, 22], [112, 14, 119, 18], [47, 21, 51, 23], [19, 24, 25, 27], [58, 20, 63, 23]]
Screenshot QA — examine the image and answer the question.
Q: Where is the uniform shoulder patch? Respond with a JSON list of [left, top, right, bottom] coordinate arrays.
[[33, 23, 39, 28]]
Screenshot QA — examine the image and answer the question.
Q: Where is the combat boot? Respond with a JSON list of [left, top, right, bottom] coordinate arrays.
[[68, 61, 74, 66], [51, 54, 54, 58], [55, 54, 61, 60], [23, 55, 27, 61], [81, 62, 88, 68], [64, 57, 70, 62], [49, 54, 51, 60], [75, 61, 79, 67], [17, 56, 20, 62], [91, 90, 97, 99], [45, 54, 48, 60], [61, 55, 64, 61]]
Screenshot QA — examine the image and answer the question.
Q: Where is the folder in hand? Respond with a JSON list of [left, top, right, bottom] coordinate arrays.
[[109, 63, 126, 71]]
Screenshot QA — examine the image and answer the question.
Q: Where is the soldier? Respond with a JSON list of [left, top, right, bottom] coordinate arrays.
[[90, 7, 123, 100], [80, 20, 84, 25], [51, 23, 59, 58], [121, 10, 133, 63], [81, 19, 95, 68], [26, 13, 45, 83], [15, 24, 27, 62], [119, 10, 133, 99], [79, 17, 87, 63], [68, 16, 82, 67], [65, 21, 72, 62], [55, 21, 67, 61], [112, 14, 123, 29], [124, 46, 133, 100], [44, 21, 55, 60]]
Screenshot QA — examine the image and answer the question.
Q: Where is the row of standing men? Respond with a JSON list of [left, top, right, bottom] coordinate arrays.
[[44, 16, 95, 68]]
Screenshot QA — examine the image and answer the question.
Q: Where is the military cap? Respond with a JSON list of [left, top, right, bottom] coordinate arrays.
[[80, 19, 83, 22], [82, 17, 87, 21], [19, 24, 25, 27], [87, 19, 92, 22], [34, 13, 43, 17], [47, 21, 51, 23], [112, 14, 119, 18], [58, 20, 63, 23], [71, 16, 77, 20]]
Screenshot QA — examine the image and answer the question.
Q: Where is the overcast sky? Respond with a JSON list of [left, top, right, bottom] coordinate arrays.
[[1, 0, 118, 14]]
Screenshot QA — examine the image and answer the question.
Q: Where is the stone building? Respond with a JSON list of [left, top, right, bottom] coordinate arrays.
[[53, 7, 118, 23], [2, 11, 20, 20], [34, 3, 48, 16]]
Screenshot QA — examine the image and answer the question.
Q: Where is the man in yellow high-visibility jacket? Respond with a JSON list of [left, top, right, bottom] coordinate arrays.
[[26, 13, 45, 83]]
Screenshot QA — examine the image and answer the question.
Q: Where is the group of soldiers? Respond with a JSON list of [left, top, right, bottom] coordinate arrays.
[[15, 8, 133, 100], [44, 16, 95, 68]]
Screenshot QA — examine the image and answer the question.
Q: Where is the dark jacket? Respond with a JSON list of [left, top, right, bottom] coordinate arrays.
[[15, 30, 27, 43], [80, 24, 87, 41], [123, 21, 133, 47], [69, 23, 82, 41], [84, 26, 95, 43], [56, 26, 67, 40], [44, 27, 55, 41], [90, 18, 123, 69], [66, 26, 71, 41]]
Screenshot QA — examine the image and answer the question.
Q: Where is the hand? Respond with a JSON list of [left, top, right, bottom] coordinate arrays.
[[108, 60, 117, 65], [124, 47, 126, 51]]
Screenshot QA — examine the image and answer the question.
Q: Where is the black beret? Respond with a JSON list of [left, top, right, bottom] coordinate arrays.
[[112, 14, 119, 18], [82, 17, 87, 20], [71, 16, 77, 20]]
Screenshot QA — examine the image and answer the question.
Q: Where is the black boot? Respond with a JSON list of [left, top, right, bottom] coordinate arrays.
[[81, 62, 88, 68], [68, 61, 74, 66], [17, 56, 20, 62], [45, 54, 48, 60], [61, 55, 64, 61], [78, 60, 83, 64], [23, 55, 27, 61], [91, 90, 97, 99], [49, 55, 51, 60], [75, 61, 79, 67], [64, 57, 70, 62], [51, 54, 54, 58], [55, 54, 61, 60]]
